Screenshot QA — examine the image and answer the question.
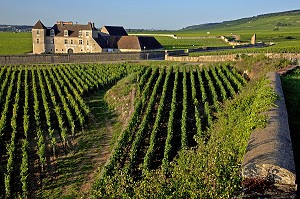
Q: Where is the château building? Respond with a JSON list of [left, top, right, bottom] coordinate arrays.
[[32, 20, 163, 54]]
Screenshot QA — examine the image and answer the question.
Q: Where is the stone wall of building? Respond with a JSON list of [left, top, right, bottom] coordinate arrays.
[[32, 29, 46, 54]]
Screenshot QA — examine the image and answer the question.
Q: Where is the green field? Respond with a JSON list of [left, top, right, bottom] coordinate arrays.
[[0, 32, 32, 55], [189, 39, 300, 56], [155, 36, 229, 50]]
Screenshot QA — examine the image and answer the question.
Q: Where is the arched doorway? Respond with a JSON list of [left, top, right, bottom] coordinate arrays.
[[67, 48, 74, 54]]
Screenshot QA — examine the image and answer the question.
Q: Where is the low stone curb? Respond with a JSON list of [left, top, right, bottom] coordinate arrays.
[[241, 72, 297, 196]]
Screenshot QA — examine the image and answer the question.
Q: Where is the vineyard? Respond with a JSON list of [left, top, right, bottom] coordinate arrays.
[[0, 61, 275, 198], [0, 63, 140, 198], [102, 64, 247, 180]]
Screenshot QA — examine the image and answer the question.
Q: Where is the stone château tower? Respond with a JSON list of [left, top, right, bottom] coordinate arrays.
[[32, 20, 47, 54]]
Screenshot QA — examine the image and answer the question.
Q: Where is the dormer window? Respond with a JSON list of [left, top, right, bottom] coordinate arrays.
[[64, 30, 68, 36], [79, 30, 82, 37], [50, 29, 55, 36]]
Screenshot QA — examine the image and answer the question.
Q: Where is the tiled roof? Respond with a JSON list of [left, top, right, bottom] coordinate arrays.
[[51, 22, 97, 37], [93, 34, 109, 48], [118, 36, 140, 49], [33, 20, 47, 29], [102, 26, 128, 36], [138, 36, 163, 50], [107, 36, 163, 50]]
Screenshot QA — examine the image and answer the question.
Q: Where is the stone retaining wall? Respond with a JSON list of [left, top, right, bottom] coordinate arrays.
[[242, 72, 296, 196], [166, 53, 300, 63], [165, 54, 237, 62], [0, 51, 165, 65]]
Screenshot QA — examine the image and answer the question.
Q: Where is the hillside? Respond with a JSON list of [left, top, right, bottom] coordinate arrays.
[[182, 9, 300, 32]]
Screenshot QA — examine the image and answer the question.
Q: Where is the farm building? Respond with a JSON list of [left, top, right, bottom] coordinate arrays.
[[32, 20, 163, 54]]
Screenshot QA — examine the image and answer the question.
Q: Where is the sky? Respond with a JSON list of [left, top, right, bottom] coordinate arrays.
[[0, 0, 299, 30]]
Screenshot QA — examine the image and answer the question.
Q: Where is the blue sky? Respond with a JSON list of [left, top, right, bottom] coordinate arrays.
[[0, 0, 299, 30]]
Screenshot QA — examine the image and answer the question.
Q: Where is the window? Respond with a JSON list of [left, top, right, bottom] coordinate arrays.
[[37, 30, 40, 35], [79, 40, 83, 45], [37, 38, 40, 43], [50, 29, 55, 36], [79, 31, 82, 37], [51, 39, 54, 44], [64, 39, 68, 44], [64, 30, 68, 36], [86, 32, 89, 36], [70, 40, 74, 44], [87, 40, 89, 45]]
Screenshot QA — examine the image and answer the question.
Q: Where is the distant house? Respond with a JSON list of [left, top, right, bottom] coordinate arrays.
[[32, 20, 163, 54]]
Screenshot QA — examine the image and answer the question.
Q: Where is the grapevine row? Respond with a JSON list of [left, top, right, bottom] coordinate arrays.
[[181, 68, 188, 148], [203, 67, 220, 111], [0, 67, 12, 108], [162, 68, 179, 173], [190, 70, 202, 137], [0, 70, 16, 147], [222, 65, 243, 91], [37, 69, 56, 155], [143, 68, 171, 173], [20, 69, 29, 198], [5, 69, 21, 198], [216, 66, 236, 98], [32, 69, 46, 170], [42, 69, 68, 145], [210, 67, 227, 102], [55, 67, 86, 129]]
